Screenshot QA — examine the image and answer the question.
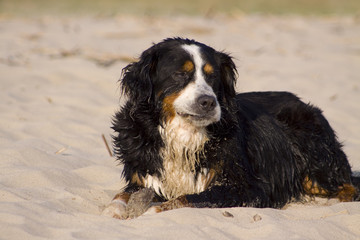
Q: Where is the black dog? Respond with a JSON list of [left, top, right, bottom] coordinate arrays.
[[105, 38, 359, 218]]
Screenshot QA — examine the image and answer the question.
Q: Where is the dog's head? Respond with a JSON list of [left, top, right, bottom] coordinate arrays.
[[121, 38, 237, 127]]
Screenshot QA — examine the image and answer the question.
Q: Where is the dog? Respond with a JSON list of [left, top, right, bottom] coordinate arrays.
[[103, 38, 359, 219]]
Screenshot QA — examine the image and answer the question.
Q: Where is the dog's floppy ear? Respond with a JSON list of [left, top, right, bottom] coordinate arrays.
[[216, 52, 237, 102], [120, 47, 158, 102]]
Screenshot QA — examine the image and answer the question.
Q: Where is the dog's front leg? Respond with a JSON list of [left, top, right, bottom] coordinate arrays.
[[102, 192, 131, 219], [150, 184, 269, 214], [102, 188, 155, 219], [148, 196, 192, 213]]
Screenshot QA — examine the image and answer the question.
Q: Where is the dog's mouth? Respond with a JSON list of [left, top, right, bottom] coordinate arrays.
[[177, 111, 219, 126], [177, 112, 204, 120]]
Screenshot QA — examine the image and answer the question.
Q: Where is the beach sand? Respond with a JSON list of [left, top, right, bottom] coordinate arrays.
[[1, 14, 359, 239]]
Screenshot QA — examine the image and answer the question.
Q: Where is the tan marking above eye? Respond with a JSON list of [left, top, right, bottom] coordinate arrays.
[[203, 63, 214, 75], [182, 60, 194, 72]]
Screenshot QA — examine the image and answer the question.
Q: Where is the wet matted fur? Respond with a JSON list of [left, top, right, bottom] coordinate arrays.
[[105, 38, 359, 219]]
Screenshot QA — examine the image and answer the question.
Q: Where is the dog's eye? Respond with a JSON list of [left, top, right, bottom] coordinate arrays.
[[206, 71, 217, 82], [173, 71, 189, 80]]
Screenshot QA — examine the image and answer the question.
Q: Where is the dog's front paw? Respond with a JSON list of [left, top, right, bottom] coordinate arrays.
[[101, 199, 128, 219], [102, 188, 155, 220], [149, 196, 191, 213], [126, 188, 155, 219]]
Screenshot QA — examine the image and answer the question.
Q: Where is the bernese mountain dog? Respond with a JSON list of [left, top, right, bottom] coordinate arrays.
[[104, 37, 359, 219]]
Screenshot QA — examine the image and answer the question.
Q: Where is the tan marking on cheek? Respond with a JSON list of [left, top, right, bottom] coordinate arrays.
[[182, 60, 194, 72], [203, 63, 214, 75], [162, 92, 180, 123]]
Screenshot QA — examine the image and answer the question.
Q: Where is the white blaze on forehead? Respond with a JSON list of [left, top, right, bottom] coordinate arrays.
[[182, 44, 203, 80], [176, 44, 217, 100], [181, 44, 213, 93]]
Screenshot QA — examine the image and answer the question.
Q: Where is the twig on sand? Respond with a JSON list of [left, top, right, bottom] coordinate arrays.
[[55, 147, 67, 154], [102, 134, 113, 157]]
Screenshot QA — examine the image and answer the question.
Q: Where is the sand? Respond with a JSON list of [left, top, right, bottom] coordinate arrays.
[[0, 14, 359, 240]]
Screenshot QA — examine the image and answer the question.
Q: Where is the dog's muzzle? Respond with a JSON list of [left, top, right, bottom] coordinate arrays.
[[197, 95, 217, 113], [176, 94, 221, 127]]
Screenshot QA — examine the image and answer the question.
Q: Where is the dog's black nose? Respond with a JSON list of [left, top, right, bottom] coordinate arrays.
[[197, 95, 216, 112]]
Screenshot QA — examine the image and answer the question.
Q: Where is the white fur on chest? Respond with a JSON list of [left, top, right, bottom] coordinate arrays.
[[143, 115, 212, 200]]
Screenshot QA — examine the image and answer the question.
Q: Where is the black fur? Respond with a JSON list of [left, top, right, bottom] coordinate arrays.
[[112, 38, 359, 209]]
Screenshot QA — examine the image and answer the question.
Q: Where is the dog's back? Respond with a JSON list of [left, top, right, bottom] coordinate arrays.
[[236, 91, 357, 201]]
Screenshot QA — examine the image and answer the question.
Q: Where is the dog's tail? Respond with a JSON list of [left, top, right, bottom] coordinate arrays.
[[351, 172, 360, 201]]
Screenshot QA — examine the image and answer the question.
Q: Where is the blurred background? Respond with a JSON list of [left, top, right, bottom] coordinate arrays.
[[1, 0, 360, 16]]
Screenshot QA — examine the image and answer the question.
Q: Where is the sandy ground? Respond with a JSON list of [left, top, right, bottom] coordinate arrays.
[[0, 14, 360, 240]]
